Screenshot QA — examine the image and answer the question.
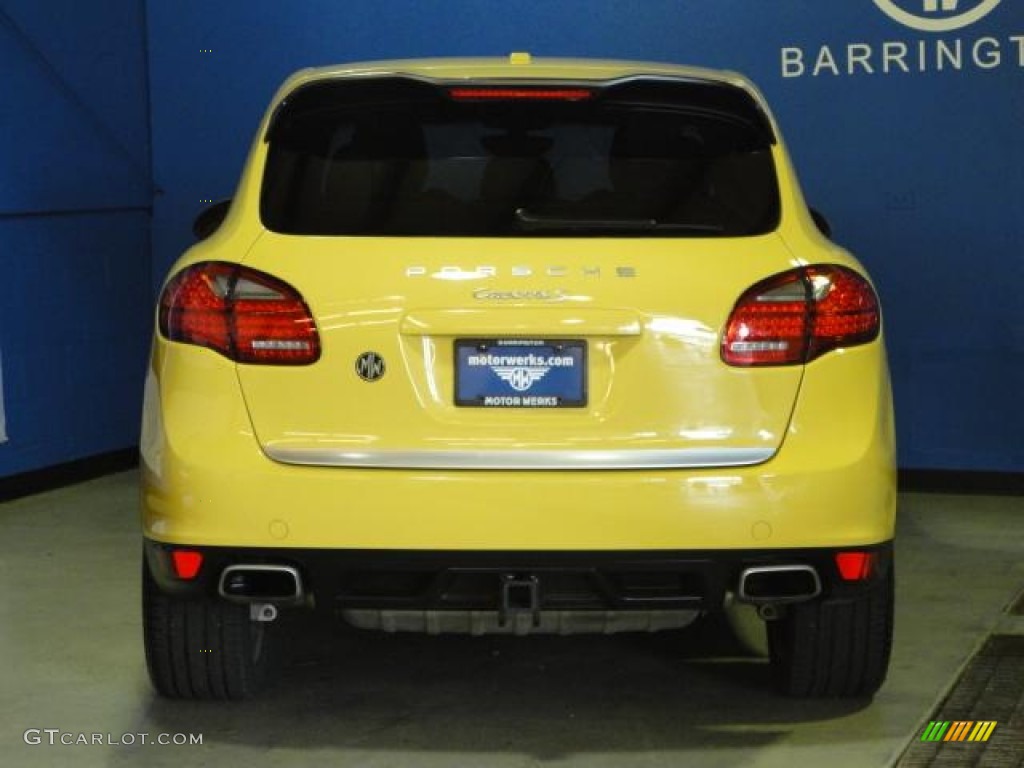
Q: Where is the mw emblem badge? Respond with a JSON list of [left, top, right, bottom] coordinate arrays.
[[355, 352, 386, 382]]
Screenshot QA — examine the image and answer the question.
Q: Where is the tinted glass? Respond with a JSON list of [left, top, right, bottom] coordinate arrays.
[[261, 79, 780, 237]]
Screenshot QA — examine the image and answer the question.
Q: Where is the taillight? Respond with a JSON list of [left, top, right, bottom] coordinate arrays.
[[158, 262, 320, 365], [722, 265, 879, 366]]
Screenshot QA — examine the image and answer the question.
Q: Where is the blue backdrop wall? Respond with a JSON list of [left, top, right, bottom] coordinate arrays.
[[3, 0, 1020, 477], [0, 1, 152, 477]]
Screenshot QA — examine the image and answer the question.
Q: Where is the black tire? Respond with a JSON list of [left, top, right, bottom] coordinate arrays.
[[767, 564, 894, 697], [142, 559, 271, 700]]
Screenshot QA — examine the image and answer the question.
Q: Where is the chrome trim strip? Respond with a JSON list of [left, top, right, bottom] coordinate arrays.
[[263, 446, 775, 470]]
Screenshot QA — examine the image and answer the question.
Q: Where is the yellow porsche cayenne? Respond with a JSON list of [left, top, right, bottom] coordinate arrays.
[[140, 55, 896, 700]]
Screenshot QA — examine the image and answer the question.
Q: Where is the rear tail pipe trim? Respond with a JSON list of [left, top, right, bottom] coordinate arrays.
[[736, 564, 821, 605], [218, 564, 303, 604]]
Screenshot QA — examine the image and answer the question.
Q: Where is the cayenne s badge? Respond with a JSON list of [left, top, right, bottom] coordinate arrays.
[[472, 288, 566, 301]]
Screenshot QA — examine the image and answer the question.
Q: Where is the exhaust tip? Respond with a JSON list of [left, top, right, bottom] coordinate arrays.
[[218, 564, 303, 604], [737, 565, 821, 604]]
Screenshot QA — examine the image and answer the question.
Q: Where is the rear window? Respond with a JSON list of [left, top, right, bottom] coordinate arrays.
[[261, 77, 780, 237]]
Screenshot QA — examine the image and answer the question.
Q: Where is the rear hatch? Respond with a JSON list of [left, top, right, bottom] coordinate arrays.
[[236, 74, 801, 468]]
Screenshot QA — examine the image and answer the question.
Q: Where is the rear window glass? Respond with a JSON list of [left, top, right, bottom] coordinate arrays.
[[261, 78, 780, 237]]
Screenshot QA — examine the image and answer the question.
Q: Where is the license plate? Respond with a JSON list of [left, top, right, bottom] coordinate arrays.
[[455, 339, 587, 408]]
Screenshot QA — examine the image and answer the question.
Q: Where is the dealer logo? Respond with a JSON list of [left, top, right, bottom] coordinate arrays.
[[782, 0, 1020, 78], [355, 351, 386, 382], [873, 0, 1002, 33], [493, 365, 549, 392]]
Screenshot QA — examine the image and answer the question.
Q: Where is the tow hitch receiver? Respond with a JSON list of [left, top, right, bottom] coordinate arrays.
[[500, 574, 541, 628]]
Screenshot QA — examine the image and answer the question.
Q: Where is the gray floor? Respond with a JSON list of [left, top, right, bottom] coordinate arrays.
[[0, 471, 1021, 768]]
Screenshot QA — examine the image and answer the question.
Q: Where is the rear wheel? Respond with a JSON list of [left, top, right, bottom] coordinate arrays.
[[767, 565, 894, 697], [142, 560, 271, 700]]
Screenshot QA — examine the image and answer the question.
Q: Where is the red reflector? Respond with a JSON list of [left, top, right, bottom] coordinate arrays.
[[159, 262, 320, 365], [449, 87, 594, 102], [835, 552, 874, 581], [171, 550, 203, 580]]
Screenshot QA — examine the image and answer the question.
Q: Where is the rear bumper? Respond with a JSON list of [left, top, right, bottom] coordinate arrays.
[[144, 538, 894, 615], [141, 334, 896, 551]]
